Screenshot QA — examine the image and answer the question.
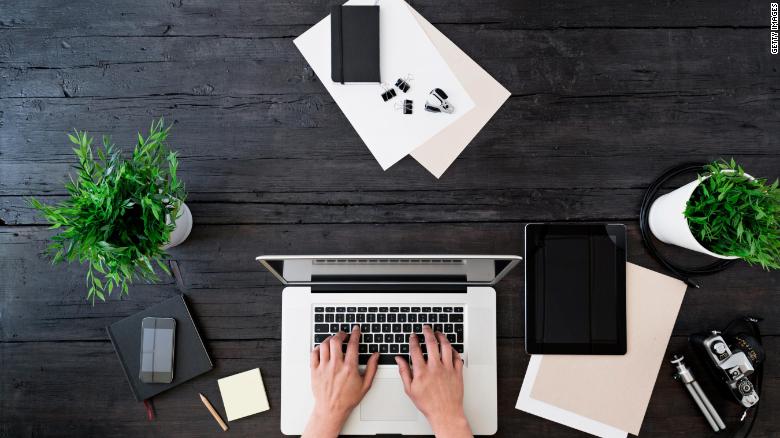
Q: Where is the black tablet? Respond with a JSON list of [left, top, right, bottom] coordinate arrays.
[[524, 223, 627, 355]]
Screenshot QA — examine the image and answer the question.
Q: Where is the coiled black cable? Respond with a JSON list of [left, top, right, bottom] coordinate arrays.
[[639, 163, 736, 288]]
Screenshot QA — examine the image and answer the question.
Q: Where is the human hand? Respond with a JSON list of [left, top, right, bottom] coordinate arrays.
[[395, 325, 473, 438], [303, 325, 380, 438]]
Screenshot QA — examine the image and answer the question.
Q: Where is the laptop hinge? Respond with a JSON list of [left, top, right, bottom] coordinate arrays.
[[311, 284, 468, 293]]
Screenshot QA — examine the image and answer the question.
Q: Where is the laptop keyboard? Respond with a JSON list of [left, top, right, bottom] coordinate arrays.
[[312, 305, 465, 365]]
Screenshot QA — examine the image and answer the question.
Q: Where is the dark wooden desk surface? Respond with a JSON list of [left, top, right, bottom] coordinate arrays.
[[1, 1, 779, 436]]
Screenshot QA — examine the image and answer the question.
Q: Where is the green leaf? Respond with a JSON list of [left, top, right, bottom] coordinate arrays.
[[32, 118, 189, 303], [684, 159, 780, 270], [155, 257, 171, 275]]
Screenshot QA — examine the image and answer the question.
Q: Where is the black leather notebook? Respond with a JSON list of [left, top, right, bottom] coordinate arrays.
[[331, 4, 380, 83], [106, 295, 212, 401]]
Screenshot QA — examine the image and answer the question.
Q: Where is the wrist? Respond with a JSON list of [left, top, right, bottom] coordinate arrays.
[[304, 405, 352, 438], [427, 410, 471, 438]]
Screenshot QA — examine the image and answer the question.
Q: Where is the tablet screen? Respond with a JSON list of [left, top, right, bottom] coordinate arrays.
[[524, 224, 626, 354]]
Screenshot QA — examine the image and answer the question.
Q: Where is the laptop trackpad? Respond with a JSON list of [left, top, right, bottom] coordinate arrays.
[[360, 379, 418, 421]]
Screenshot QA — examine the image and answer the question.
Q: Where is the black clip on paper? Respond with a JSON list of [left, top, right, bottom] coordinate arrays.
[[395, 74, 413, 93], [395, 99, 413, 114], [424, 88, 454, 114], [424, 102, 442, 113], [381, 88, 396, 102], [380, 83, 397, 102]]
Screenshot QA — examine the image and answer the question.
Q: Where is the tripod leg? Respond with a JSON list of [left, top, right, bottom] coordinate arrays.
[[692, 381, 726, 430], [685, 383, 720, 432]]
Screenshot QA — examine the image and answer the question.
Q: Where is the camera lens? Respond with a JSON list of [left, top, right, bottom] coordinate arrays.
[[738, 379, 753, 395]]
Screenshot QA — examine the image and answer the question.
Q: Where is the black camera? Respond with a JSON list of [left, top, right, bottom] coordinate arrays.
[[690, 328, 764, 408]]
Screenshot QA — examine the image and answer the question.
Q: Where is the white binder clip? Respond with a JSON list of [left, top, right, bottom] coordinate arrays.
[[424, 88, 454, 114]]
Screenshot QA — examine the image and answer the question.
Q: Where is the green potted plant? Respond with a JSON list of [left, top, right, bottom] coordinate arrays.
[[648, 159, 779, 269], [30, 119, 191, 303]]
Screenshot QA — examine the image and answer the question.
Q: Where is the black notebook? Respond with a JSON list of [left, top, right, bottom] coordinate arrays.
[[106, 295, 213, 401], [331, 4, 380, 83]]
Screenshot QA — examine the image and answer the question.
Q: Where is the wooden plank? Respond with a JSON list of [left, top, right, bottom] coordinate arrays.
[[6, 153, 778, 197], [0, 0, 767, 38], [3, 224, 778, 342], [7, 174, 780, 226], [2, 337, 778, 437], [2, 93, 777, 161], [2, 188, 646, 226], [3, 27, 777, 99]]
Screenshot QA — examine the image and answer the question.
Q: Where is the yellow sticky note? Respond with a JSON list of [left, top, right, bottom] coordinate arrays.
[[217, 368, 270, 421]]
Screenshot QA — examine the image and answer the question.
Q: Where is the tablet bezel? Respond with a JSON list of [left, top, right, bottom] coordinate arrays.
[[524, 223, 627, 355]]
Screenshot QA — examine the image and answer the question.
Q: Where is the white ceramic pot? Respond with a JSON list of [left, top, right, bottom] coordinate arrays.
[[162, 202, 193, 250], [648, 172, 751, 259]]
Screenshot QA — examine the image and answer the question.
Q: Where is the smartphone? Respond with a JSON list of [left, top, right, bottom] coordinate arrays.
[[140, 317, 176, 383]]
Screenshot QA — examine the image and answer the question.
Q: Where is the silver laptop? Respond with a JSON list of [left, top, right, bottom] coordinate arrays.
[[257, 255, 521, 435]]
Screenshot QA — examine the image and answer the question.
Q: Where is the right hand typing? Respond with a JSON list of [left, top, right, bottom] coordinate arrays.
[[394, 325, 473, 438]]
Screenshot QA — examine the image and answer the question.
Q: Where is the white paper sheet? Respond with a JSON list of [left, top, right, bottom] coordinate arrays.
[[294, 0, 475, 170], [516, 356, 629, 438]]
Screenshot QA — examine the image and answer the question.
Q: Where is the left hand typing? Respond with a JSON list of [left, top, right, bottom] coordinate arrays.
[[303, 325, 380, 438]]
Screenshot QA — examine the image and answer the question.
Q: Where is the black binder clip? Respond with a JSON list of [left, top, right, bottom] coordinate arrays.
[[380, 83, 397, 102], [395, 99, 413, 114], [424, 88, 454, 114], [395, 74, 413, 93]]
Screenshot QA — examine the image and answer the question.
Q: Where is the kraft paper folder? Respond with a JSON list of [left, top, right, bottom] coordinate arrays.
[[516, 263, 687, 437], [407, 5, 510, 178]]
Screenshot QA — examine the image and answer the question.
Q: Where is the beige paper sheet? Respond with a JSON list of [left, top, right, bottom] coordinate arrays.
[[530, 263, 687, 435], [407, 5, 511, 178]]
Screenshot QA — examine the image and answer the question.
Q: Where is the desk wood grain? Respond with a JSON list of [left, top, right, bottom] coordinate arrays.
[[1, 1, 778, 436]]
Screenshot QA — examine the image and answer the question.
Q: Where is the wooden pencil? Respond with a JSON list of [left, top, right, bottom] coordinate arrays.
[[199, 393, 229, 432]]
